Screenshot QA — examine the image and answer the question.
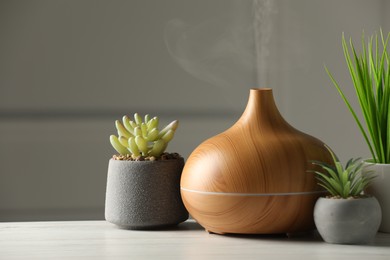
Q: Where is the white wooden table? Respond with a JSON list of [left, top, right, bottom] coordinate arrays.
[[0, 220, 390, 259]]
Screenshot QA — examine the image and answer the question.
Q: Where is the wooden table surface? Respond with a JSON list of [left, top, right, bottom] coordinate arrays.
[[0, 220, 390, 259]]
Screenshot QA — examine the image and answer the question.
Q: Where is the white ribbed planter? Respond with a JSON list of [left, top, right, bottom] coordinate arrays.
[[363, 161, 390, 233], [105, 158, 188, 229]]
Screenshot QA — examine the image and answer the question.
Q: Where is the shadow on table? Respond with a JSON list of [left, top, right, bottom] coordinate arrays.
[[218, 230, 390, 247], [178, 221, 390, 247], [115, 219, 390, 247], [112, 219, 204, 232]]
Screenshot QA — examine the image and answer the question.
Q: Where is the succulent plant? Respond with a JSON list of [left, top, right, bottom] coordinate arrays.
[[110, 113, 178, 158], [310, 146, 375, 199]]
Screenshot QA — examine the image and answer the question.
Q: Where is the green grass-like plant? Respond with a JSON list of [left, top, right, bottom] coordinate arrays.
[[326, 30, 390, 163], [110, 113, 179, 158], [311, 146, 374, 198]]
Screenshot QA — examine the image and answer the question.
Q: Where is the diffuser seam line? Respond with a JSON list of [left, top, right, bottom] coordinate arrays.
[[180, 187, 327, 196]]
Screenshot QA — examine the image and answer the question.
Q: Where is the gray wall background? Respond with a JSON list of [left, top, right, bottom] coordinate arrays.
[[0, 0, 389, 221]]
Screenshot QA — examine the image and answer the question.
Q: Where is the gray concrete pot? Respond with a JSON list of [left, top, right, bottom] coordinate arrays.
[[314, 196, 381, 244], [105, 158, 188, 229]]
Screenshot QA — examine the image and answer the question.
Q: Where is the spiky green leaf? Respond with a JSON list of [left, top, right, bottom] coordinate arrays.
[[310, 145, 375, 198], [326, 31, 390, 163]]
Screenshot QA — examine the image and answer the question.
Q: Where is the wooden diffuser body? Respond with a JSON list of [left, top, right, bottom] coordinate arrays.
[[181, 88, 332, 234]]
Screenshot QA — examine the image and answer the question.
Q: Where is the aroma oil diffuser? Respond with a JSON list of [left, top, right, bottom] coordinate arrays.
[[180, 88, 332, 234]]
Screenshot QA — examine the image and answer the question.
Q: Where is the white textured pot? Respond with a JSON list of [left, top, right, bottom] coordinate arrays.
[[363, 161, 390, 233], [314, 197, 381, 244], [105, 158, 188, 229]]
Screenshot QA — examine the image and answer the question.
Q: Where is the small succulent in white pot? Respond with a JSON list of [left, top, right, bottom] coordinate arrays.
[[311, 147, 381, 244], [105, 113, 188, 229]]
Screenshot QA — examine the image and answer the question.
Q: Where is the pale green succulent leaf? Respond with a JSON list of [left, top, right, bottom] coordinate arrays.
[[161, 129, 175, 143], [111, 113, 178, 158], [144, 114, 150, 123], [134, 126, 142, 137], [115, 120, 131, 139], [134, 113, 142, 125], [147, 117, 159, 130], [169, 120, 179, 131], [135, 136, 148, 155], [122, 116, 135, 135], [118, 136, 129, 147], [110, 135, 129, 155], [141, 123, 148, 138], [150, 139, 166, 157], [128, 137, 140, 157], [158, 120, 179, 138], [146, 128, 159, 142], [129, 120, 137, 129]]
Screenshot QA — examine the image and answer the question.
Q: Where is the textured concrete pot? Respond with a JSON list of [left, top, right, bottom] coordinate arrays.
[[105, 158, 188, 229], [363, 161, 390, 233], [314, 197, 381, 244]]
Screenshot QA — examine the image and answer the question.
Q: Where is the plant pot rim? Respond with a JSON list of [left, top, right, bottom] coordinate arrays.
[[109, 157, 184, 163], [362, 159, 390, 165], [318, 195, 375, 200]]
